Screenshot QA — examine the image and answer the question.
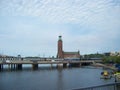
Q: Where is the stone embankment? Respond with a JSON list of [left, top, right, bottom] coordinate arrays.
[[93, 63, 117, 71]]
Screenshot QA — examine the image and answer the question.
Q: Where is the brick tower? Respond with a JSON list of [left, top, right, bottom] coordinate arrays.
[[57, 36, 63, 58]]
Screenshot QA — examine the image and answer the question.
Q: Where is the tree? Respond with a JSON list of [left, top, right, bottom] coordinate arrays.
[[103, 56, 120, 64]]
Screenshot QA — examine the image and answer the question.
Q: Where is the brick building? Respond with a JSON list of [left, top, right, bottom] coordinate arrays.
[[57, 36, 80, 59]]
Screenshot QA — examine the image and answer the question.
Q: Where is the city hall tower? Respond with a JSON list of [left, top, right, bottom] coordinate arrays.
[[57, 36, 80, 59], [57, 36, 63, 58]]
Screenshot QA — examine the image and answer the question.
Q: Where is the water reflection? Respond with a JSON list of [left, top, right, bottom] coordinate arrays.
[[57, 69, 64, 90]]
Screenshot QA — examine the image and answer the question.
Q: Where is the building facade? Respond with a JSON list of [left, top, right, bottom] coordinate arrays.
[[57, 36, 80, 59]]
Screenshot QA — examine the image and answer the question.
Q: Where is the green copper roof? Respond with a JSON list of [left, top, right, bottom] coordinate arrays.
[[58, 36, 62, 40]]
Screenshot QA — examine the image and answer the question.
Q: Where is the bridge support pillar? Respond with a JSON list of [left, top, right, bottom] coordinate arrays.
[[78, 63, 81, 67], [32, 64, 38, 70], [50, 64, 53, 69], [2, 64, 3, 70], [70, 63, 81, 67], [0, 64, 1, 71], [10, 64, 15, 70], [0, 64, 3, 71], [63, 63, 68, 68], [13, 64, 16, 70], [57, 64, 63, 69], [8, 64, 11, 70], [17, 64, 22, 70]]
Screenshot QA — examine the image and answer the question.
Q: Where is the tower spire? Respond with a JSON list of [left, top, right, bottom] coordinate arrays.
[[59, 35, 62, 40]]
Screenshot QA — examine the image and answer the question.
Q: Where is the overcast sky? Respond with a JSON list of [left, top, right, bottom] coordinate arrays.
[[0, 0, 120, 57]]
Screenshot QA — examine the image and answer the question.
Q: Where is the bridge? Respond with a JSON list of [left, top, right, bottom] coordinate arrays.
[[0, 58, 102, 71]]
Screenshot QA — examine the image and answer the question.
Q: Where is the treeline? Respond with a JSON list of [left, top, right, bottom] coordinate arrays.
[[83, 53, 120, 64], [103, 56, 120, 64], [84, 53, 104, 59]]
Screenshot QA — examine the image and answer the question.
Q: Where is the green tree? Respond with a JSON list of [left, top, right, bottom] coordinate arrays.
[[103, 56, 120, 64]]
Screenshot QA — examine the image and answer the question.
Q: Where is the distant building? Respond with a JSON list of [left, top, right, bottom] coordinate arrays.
[[57, 36, 80, 59], [104, 51, 120, 56], [118, 52, 120, 56], [104, 52, 112, 56], [0, 55, 18, 61]]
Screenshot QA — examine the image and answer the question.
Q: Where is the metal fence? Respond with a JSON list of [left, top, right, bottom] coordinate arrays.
[[73, 82, 120, 90]]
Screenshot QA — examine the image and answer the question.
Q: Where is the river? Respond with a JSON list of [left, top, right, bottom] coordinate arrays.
[[0, 65, 115, 90]]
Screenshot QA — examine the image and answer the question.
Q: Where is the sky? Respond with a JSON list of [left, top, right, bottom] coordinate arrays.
[[0, 0, 120, 57]]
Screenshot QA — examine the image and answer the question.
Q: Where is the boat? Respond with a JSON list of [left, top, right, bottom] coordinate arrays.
[[100, 70, 112, 79]]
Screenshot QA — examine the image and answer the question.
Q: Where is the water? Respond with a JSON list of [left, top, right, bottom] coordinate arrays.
[[0, 66, 115, 90]]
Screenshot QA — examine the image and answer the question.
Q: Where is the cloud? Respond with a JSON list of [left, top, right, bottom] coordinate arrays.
[[0, 0, 120, 35], [0, 0, 120, 23], [0, 0, 120, 56]]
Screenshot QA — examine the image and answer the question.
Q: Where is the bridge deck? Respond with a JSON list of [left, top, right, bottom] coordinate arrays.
[[0, 60, 102, 64]]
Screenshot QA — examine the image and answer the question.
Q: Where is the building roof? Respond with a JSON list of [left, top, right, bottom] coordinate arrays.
[[63, 51, 79, 55]]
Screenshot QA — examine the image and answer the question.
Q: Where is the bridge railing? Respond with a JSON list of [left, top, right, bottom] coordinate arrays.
[[73, 82, 120, 90]]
